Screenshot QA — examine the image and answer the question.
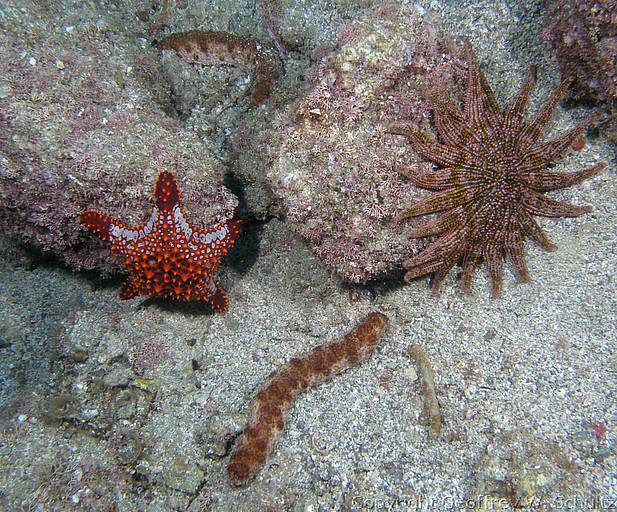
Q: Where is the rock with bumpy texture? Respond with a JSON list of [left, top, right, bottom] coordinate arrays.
[[0, 1, 237, 272], [241, 6, 465, 283], [544, 0, 617, 140]]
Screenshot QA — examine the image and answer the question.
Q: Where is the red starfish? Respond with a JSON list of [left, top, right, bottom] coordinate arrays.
[[81, 171, 240, 312]]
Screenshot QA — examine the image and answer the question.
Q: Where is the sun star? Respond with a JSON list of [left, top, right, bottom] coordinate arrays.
[[389, 40, 607, 297]]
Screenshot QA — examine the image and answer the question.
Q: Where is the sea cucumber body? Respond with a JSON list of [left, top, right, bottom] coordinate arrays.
[[158, 30, 275, 106], [227, 312, 389, 485]]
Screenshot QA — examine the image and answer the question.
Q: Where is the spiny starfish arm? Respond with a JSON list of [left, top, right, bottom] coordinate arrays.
[[517, 79, 571, 148], [81, 211, 125, 242], [406, 209, 464, 238], [397, 185, 479, 218], [463, 40, 501, 129], [155, 171, 181, 211], [388, 125, 472, 168], [205, 285, 229, 313], [519, 214, 557, 252], [504, 236, 530, 283], [460, 250, 482, 293], [403, 229, 463, 273], [393, 163, 475, 190], [523, 112, 601, 166], [503, 65, 537, 132], [521, 162, 607, 192], [192, 219, 241, 259], [484, 243, 504, 298], [120, 277, 139, 300], [523, 190, 592, 217], [429, 252, 461, 295], [429, 92, 474, 148], [404, 258, 448, 283]]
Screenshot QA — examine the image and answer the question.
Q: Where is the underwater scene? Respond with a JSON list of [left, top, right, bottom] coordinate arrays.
[[0, 0, 615, 510]]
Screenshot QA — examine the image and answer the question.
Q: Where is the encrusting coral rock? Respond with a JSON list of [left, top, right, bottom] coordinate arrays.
[[227, 311, 389, 485], [158, 30, 277, 107], [81, 171, 240, 311], [544, 0, 617, 140], [0, 1, 236, 272], [242, 5, 465, 282]]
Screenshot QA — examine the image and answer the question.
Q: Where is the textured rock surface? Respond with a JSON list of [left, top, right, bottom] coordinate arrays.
[[237, 5, 465, 282], [0, 0, 237, 273], [544, 0, 617, 139]]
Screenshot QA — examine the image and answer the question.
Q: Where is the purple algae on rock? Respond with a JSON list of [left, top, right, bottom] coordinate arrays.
[[242, 6, 466, 283], [0, 1, 237, 273]]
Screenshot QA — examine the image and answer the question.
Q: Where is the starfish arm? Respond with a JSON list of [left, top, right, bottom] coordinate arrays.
[[120, 277, 139, 300], [403, 258, 447, 282], [155, 171, 181, 211], [523, 190, 592, 217], [400, 128, 473, 168], [403, 229, 464, 271], [397, 185, 479, 218], [430, 92, 471, 147], [406, 209, 465, 238], [193, 219, 241, 259], [503, 65, 536, 130], [394, 164, 484, 191], [224, 219, 242, 246], [521, 162, 607, 192], [206, 285, 228, 313], [80, 211, 119, 241], [460, 249, 482, 293], [517, 79, 571, 147], [522, 112, 601, 168], [504, 238, 529, 283], [428, 252, 461, 295], [518, 213, 557, 252], [483, 243, 504, 298], [463, 40, 501, 129]]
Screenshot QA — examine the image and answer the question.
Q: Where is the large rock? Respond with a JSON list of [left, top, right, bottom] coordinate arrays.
[[235, 6, 465, 282], [0, 1, 237, 272], [544, 0, 617, 140]]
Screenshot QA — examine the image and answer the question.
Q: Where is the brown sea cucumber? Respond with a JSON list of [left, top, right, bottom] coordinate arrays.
[[408, 345, 441, 436], [227, 312, 389, 485], [158, 29, 276, 106]]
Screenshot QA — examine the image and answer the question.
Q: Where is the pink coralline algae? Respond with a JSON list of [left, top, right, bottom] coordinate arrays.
[[248, 6, 465, 283], [544, 0, 617, 139], [0, 1, 236, 273]]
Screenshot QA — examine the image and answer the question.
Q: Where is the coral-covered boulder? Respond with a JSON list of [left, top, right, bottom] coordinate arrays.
[[236, 6, 465, 282], [0, 1, 236, 272], [544, 0, 617, 139]]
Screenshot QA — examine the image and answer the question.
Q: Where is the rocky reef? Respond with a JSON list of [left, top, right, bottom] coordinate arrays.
[[235, 5, 466, 283], [0, 1, 237, 273], [544, 0, 617, 140]]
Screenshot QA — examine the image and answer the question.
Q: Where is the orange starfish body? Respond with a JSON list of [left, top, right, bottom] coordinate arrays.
[[81, 171, 240, 312]]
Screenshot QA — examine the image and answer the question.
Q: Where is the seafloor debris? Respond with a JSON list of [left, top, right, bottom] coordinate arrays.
[[227, 312, 389, 485], [408, 345, 441, 436], [469, 429, 587, 510], [158, 29, 277, 106], [81, 171, 240, 311]]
